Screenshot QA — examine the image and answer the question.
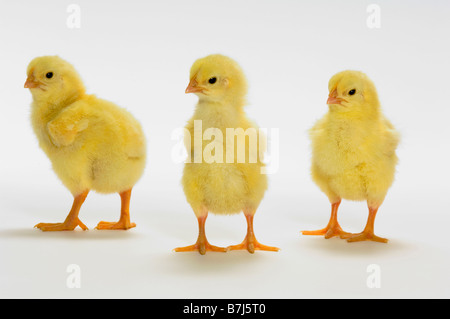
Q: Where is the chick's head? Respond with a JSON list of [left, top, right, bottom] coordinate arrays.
[[327, 70, 380, 114], [25, 56, 85, 105], [185, 54, 248, 105]]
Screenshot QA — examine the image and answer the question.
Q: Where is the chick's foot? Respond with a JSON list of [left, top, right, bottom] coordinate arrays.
[[228, 213, 279, 253], [346, 231, 388, 243], [96, 189, 136, 230], [95, 220, 136, 230], [35, 191, 89, 231], [174, 239, 228, 255], [301, 200, 351, 239], [227, 236, 279, 254], [301, 224, 351, 239], [34, 218, 88, 231], [346, 206, 388, 243], [174, 213, 227, 255]]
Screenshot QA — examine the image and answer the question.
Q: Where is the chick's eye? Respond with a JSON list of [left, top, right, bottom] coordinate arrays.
[[46, 72, 53, 79], [348, 89, 356, 95], [208, 77, 217, 84]]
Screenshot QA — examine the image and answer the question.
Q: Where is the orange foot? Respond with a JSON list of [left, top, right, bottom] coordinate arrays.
[[35, 218, 88, 232], [96, 220, 136, 230], [346, 206, 388, 243], [228, 213, 279, 253], [174, 213, 228, 255], [228, 236, 279, 254], [35, 190, 89, 231], [96, 189, 136, 230], [301, 225, 351, 239], [346, 231, 388, 243], [174, 239, 228, 255], [301, 200, 350, 239]]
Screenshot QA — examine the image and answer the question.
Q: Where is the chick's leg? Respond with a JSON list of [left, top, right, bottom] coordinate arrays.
[[301, 200, 351, 239], [227, 210, 279, 253], [96, 189, 136, 230], [35, 190, 89, 231], [174, 210, 227, 255], [347, 206, 388, 243]]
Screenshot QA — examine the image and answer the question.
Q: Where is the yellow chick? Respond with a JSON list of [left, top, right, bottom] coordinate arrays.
[[25, 56, 146, 231], [174, 54, 279, 254], [302, 70, 399, 243]]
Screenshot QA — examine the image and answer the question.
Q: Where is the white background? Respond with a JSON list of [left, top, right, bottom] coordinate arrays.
[[0, 0, 449, 298]]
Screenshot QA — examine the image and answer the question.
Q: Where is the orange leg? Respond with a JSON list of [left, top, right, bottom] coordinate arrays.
[[96, 189, 136, 230], [301, 200, 351, 239], [35, 190, 89, 231], [174, 212, 227, 255], [228, 210, 279, 253], [347, 206, 388, 243]]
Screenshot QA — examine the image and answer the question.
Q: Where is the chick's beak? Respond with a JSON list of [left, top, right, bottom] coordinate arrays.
[[185, 78, 204, 94], [24, 76, 40, 89], [327, 89, 342, 105]]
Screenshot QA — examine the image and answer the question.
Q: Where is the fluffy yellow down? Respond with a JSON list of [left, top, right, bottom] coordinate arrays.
[[310, 70, 400, 208], [27, 56, 146, 196]]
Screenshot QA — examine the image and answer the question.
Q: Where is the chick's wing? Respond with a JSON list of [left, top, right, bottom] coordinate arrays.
[[47, 100, 89, 147]]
